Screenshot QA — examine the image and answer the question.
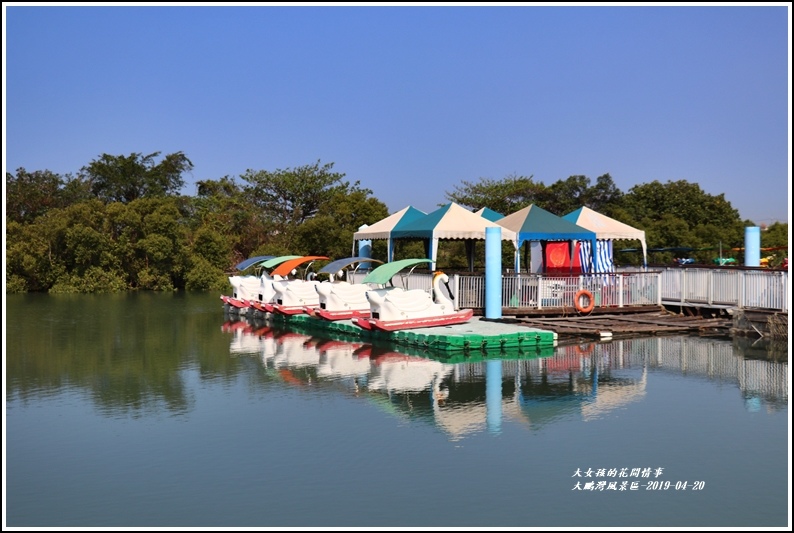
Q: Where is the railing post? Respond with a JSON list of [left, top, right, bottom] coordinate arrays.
[[657, 271, 663, 306], [738, 270, 745, 309], [618, 274, 624, 307]]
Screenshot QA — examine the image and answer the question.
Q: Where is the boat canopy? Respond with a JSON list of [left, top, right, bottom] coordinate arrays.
[[259, 255, 303, 269], [361, 258, 433, 285], [235, 255, 275, 271], [319, 256, 384, 275], [270, 256, 330, 277]]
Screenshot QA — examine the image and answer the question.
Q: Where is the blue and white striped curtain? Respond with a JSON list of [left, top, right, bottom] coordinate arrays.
[[579, 240, 614, 277], [578, 241, 593, 273], [595, 240, 614, 273]]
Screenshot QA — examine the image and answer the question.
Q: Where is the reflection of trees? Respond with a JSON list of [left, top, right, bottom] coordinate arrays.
[[6, 293, 270, 416]]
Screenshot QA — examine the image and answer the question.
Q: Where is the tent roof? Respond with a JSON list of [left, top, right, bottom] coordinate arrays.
[[391, 203, 517, 242], [361, 258, 433, 285], [270, 256, 330, 277], [353, 206, 427, 240], [475, 207, 504, 222], [562, 206, 646, 241], [497, 204, 596, 247]]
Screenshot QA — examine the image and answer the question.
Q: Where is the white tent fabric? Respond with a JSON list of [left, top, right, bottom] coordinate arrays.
[[390, 203, 518, 270], [352, 206, 427, 261], [563, 206, 647, 267]]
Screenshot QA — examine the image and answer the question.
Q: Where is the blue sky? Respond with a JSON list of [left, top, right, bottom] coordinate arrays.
[[4, 3, 791, 225]]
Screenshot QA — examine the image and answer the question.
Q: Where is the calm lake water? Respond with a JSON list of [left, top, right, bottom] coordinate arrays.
[[4, 292, 790, 528]]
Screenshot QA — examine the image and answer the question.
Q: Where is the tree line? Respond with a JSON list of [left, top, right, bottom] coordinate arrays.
[[5, 151, 788, 293]]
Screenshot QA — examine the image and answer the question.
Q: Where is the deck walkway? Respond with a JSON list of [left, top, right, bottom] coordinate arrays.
[[492, 310, 732, 345]]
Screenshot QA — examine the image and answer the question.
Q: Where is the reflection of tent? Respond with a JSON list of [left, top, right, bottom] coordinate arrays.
[[390, 203, 517, 271], [352, 206, 427, 262], [562, 206, 647, 270], [496, 204, 597, 272]]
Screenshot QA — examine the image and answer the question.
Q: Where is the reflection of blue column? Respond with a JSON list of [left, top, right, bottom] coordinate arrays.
[[485, 226, 502, 319], [744, 226, 760, 267], [486, 359, 503, 435]]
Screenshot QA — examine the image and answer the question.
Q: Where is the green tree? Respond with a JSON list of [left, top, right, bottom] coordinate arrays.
[[240, 160, 357, 250], [80, 151, 193, 203], [619, 180, 745, 264], [191, 175, 265, 265], [294, 188, 389, 259], [445, 173, 545, 215], [6, 168, 67, 223], [761, 222, 789, 267]]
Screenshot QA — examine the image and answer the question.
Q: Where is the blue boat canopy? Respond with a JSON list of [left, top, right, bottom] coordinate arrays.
[[235, 255, 275, 271], [319, 257, 384, 275]]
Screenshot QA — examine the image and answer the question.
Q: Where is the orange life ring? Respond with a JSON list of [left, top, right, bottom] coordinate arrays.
[[574, 289, 595, 314]]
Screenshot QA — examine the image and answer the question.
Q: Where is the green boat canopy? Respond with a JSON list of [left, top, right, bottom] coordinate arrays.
[[361, 258, 434, 285], [259, 255, 303, 269]]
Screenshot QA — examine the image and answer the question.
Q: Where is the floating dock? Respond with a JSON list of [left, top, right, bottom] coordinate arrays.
[[246, 310, 558, 353]]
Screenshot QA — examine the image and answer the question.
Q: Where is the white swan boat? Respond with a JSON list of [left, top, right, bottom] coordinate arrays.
[[352, 258, 474, 332], [220, 255, 275, 313], [246, 255, 302, 313], [309, 256, 385, 320], [220, 255, 300, 314], [270, 255, 329, 315]]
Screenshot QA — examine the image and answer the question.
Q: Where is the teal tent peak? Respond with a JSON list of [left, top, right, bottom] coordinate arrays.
[[475, 207, 504, 222]]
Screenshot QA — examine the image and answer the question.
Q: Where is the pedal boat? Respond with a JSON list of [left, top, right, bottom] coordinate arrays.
[[352, 259, 474, 332], [309, 257, 385, 320], [269, 256, 329, 315], [220, 255, 276, 314]]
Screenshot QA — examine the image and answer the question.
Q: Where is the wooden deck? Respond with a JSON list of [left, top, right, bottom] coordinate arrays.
[[483, 307, 733, 345]]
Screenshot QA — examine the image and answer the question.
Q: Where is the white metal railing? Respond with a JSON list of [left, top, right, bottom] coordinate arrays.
[[456, 272, 661, 310], [350, 267, 787, 313], [657, 267, 788, 312]]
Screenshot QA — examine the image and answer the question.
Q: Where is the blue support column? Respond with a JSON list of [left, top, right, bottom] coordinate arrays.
[[744, 226, 761, 267], [357, 224, 372, 269], [485, 226, 502, 319]]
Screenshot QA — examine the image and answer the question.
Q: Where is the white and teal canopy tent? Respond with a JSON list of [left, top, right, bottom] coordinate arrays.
[[389, 202, 517, 271], [352, 206, 427, 262], [562, 206, 648, 271], [496, 204, 597, 272]]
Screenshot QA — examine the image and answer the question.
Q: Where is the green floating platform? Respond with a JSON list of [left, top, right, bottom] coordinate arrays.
[[259, 312, 557, 353]]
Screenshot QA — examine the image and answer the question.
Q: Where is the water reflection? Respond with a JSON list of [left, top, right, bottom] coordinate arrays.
[[219, 315, 788, 441]]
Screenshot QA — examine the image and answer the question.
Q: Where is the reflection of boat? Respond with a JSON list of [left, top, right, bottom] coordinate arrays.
[[272, 332, 321, 368], [311, 257, 385, 320], [353, 259, 473, 332], [270, 256, 329, 315], [367, 351, 454, 393], [315, 339, 371, 379]]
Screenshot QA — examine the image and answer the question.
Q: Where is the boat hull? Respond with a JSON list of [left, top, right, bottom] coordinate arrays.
[[272, 304, 311, 316], [353, 309, 474, 331], [310, 307, 372, 321], [221, 295, 250, 310]]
